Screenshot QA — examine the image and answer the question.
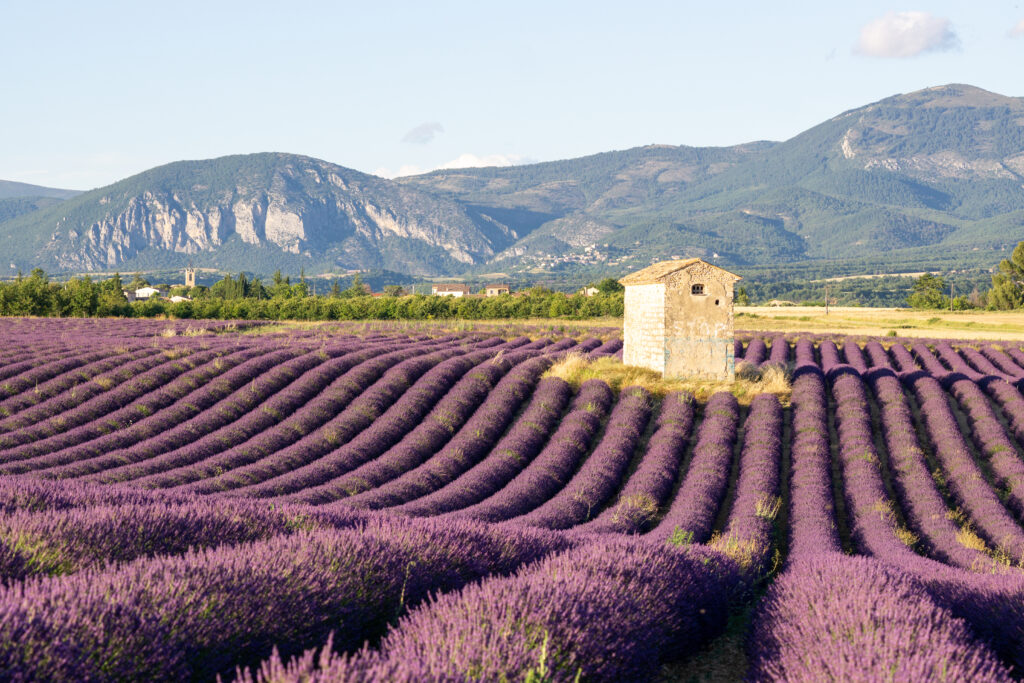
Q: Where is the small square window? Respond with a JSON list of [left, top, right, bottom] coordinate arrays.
[[691, 284, 705, 295]]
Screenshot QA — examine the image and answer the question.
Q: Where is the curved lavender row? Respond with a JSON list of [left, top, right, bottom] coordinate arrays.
[[0, 476, 200, 513], [734, 337, 744, 359], [864, 340, 894, 369], [0, 344, 92, 384], [741, 337, 767, 366], [908, 341, 950, 377], [513, 386, 652, 529], [0, 347, 128, 402], [448, 379, 613, 523], [575, 391, 695, 535], [180, 344, 517, 496], [931, 342, 987, 381], [42, 339, 429, 481], [228, 344, 535, 500], [0, 344, 269, 464], [888, 342, 923, 373], [0, 345, 307, 474], [748, 555, 1012, 682], [647, 391, 740, 543], [0, 516, 570, 681], [713, 392, 782, 576], [275, 357, 514, 504], [0, 343, 248, 448], [0, 346, 163, 418], [786, 339, 841, 559], [959, 345, 1017, 383], [978, 344, 1024, 379], [281, 539, 742, 683], [0, 498, 363, 583], [904, 370, 1024, 563], [765, 334, 789, 367], [1004, 345, 1024, 375], [984, 380, 1024, 454], [46, 344, 357, 481], [945, 375, 1024, 520], [0, 345, 202, 438], [863, 366, 991, 569], [585, 337, 622, 357], [337, 356, 556, 510], [123, 341, 472, 488], [391, 377, 573, 517], [841, 339, 868, 372]]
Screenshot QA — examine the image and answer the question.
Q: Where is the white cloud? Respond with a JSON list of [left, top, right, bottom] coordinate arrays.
[[437, 153, 527, 170], [855, 11, 959, 58], [401, 122, 444, 144], [376, 153, 529, 179], [1011, 19, 1024, 38]]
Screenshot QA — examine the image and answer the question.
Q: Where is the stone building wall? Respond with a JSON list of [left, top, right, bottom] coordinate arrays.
[[663, 263, 735, 381], [622, 283, 666, 374]]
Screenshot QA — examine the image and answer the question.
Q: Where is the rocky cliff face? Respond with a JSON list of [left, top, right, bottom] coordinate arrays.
[[28, 154, 516, 275]]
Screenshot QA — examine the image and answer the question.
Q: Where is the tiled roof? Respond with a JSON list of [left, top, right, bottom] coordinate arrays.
[[619, 259, 741, 286]]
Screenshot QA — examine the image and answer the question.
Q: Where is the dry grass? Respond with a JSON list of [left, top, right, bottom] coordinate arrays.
[[544, 353, 791, 406], [737, 305, 1024, 341]]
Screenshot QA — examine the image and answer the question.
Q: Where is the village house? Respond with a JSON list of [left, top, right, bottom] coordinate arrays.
[[579, 286, 600, 297], [620, 258, 741, 381], [134, 286, 163, 300], [431, 283, 471, 297], [485, 283, 511, 297]]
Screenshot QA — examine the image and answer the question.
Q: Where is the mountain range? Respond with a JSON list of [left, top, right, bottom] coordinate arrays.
[[2, 83, 1022, 281]]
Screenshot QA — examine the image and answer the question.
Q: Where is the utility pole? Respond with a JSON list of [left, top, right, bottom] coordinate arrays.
[[950, 281, 954, 312]]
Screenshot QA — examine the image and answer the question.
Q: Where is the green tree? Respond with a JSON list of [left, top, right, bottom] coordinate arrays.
[[907, 273, 946, 309], [595, 277, 624, 295], [989, 242, 1024, 310]]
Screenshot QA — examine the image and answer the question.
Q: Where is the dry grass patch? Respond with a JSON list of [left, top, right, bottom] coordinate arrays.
[[543, 353, 791, 405]]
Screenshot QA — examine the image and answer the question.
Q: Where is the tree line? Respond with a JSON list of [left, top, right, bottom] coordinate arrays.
[[0, 270, 625, 320]]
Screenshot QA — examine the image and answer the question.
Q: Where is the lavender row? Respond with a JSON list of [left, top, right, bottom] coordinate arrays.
[[280, 355, 517, 504], [451, 379, 613, 523], [336, 355, 556, 510], [392, 376, 573, 517], [514, 386, 652, 529], [577, 390, 695, 535], [0, 345, 306, 473], [0, 343, 248, 447], [741, 337, 767, 366], [226, 338, 531, 499], [48, 344, 353, 481], [0, 347, 128, 402], [863, 365, 991, 569], [765, 334, 789, 367], [180, 342, 519, 496], [713, 392, 783, 576], [0, 497, 363, 583], [0, 516, 569, 681], [0, 346, 163, 419], [647, 391, 740, 543], [904, 370, 1024, 562], [0, 345, 200, 437], [251, 539, 742, 683], [116, 341, 469, 488], [748, 554, 1011, 682], [0, 344, 270, 464]]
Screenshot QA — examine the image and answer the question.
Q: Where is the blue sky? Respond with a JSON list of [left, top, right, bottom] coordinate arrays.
[[2, 1, 1022, 190]]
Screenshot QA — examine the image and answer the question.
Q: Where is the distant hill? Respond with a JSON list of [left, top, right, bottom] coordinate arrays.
[[2, 84, 1022, 279], [0, 154, 524, 276], [402, 83, 1024, 273], [0, 179, 80, 201]]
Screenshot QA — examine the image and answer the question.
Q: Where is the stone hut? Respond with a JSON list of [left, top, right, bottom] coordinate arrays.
[[620, 258, 741, 381]]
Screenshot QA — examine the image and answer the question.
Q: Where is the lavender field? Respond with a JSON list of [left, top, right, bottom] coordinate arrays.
[[4, 318, 1024, 681]]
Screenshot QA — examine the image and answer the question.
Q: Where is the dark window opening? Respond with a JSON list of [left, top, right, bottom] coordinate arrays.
[[715, 299, 720, 305], [691, 283, 705, 295]]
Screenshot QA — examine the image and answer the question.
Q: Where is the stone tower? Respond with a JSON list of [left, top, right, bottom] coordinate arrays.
[[185, 266, 196, 289], [620, 259, 741, 381]]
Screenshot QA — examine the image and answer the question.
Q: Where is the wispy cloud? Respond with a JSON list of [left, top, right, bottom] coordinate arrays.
[[401, 122, 444, 144], [854, 11, 958, 58], [1011, 19, 1024, 38], [375, 153, 530, 179]]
